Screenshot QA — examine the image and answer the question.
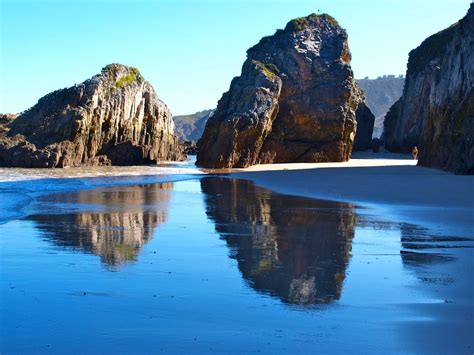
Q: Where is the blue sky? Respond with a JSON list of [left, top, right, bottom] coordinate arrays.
[[0, 0, 470, 115]]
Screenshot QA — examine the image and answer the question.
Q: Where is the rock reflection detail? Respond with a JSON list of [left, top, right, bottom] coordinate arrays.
[[28, 183, 173, 267], [201, 177, 356, 305]]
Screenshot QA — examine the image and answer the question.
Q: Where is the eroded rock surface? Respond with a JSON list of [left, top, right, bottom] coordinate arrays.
[[197, 14, 372, 168], [384, 5, 473, 174], [0, 64, 184, 167]]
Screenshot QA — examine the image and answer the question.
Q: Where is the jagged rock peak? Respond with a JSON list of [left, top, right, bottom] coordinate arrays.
[[99, 63, 145, 86], [197, 13, 372, 168], [0, 63, 185, 168], [284, 13, 341, 30]]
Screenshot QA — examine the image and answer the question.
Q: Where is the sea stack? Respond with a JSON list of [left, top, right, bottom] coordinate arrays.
[[196, 13, 373, 168], [0, 64, 184, 167], [384, 5, 473, 174]]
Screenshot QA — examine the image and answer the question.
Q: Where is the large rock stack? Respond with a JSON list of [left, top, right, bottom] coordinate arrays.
[[197, 13, 373, 168], [0, 64, 184, 167], [384, 5, 473, 174]]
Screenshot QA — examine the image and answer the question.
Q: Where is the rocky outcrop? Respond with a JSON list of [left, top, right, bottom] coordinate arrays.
[[384, 5, 473, 174], [356, 76, 405, 138], [0, 114, 17, 136], [197, 14, 372, 168], [353, 101, 375, 150], [182, 140, 198, 155], [0, 64, 184, 168], [198, 60, 282, 168]]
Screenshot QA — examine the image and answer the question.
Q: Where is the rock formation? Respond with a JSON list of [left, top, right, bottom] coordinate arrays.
[[384, 5, 473, 174], [353, 101, 375, 151], [356, 76, 405, 138], [0, 64, 184, 168], [0, 114, 17, 137], [197, 13, 373, 168], [201, 177, 355, 305], [173, 109, 215, 142]]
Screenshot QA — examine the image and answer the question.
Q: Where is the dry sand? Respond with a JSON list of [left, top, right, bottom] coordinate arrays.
[[230, 153, 474, 236]]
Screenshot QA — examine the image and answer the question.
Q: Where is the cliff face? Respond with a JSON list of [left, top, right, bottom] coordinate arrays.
[[198, 60, 282, 168], [197, 14, 372, 168], [384, 5, 473, 173], [0, 64, 184, 167]]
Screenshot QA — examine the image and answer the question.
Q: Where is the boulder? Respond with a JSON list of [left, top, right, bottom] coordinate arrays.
[[0, 64, 185, 168]]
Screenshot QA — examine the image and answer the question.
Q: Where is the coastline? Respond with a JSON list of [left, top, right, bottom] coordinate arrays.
[[0, 161, 203, 225], [2, 154, 472, 235]]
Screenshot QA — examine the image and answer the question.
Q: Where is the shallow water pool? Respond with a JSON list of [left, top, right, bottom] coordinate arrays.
[[0, 177, 472, 354]]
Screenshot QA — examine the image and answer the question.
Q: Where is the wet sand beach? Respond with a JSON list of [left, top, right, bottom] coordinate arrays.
[[232, 153, 473, 235], [0, 157, 473, 354]]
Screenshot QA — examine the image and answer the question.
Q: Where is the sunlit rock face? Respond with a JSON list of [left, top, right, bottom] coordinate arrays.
[[28, 183, 173, 267], [384, 4, 473, 174], [0, 64, 185, 168], [197, 14, 372, 168], [0, 114, 17, 136], [201, 177, 355, 305]]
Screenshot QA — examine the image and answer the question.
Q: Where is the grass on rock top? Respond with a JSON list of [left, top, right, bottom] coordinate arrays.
[[116, 68, 144, 89], [287, 13, 340, 31], [254, 60, 280, 78]]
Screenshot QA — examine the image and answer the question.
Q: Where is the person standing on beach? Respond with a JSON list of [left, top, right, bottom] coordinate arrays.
[[412, 146, 419, 160]]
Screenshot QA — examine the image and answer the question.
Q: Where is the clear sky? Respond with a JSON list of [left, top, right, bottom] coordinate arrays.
[[0, 0, 470, 115]]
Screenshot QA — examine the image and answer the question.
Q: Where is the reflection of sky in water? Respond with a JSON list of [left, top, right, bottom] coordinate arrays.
[[0, 177, 472, 353]]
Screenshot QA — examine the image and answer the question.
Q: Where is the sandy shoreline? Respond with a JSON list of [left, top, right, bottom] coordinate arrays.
[[230, 155, 474, 236], [1, 154, 472, 235]]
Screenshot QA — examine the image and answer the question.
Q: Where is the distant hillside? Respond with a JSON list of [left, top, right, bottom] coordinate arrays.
[[173, 109, 214, 142], [356, 75, 405, 138]]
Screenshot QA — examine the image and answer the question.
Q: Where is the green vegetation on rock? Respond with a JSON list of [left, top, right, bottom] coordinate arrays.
[[254, 60, 280, 78], [116, 68, 144, 89], [407, 24, 457, 73], [287, 13, 339, 31]]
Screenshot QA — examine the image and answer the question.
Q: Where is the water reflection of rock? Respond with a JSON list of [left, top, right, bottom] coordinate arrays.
[[399, 223, 470, 265], [29, 183, 173, 266], [201, 177, 356, 305]]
